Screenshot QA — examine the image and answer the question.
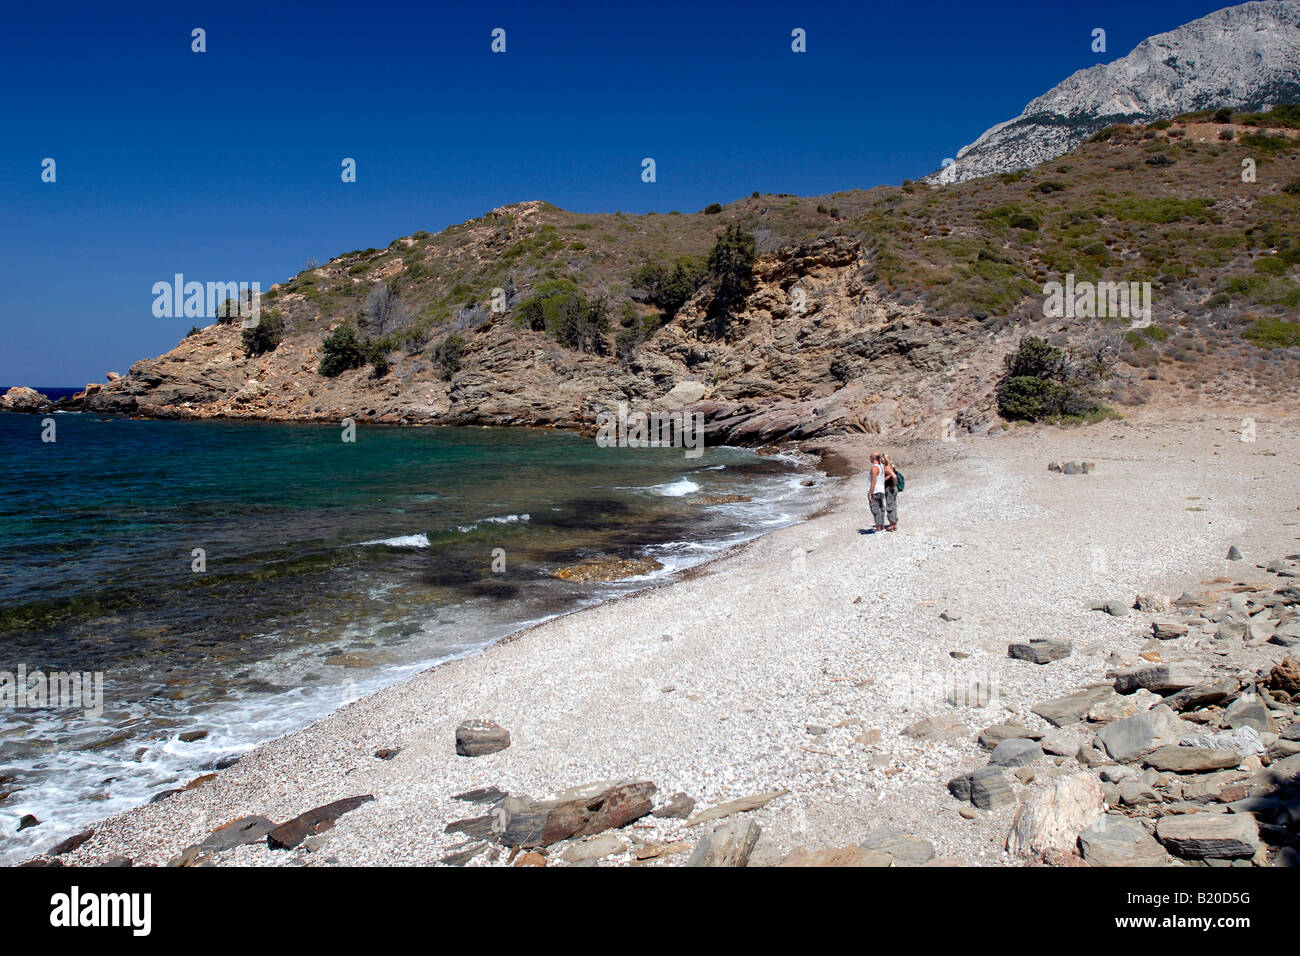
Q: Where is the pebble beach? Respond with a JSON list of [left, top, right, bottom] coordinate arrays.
[[35, 409, 1300, 867]]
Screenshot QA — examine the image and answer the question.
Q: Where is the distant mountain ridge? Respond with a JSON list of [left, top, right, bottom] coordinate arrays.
[[925, 0, 1300, 184]]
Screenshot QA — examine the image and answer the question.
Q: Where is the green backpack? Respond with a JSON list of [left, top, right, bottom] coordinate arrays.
[[894, 470, 905, 493]]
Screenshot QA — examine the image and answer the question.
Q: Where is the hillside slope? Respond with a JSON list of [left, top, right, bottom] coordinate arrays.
[[72, 115, 1300, 442]]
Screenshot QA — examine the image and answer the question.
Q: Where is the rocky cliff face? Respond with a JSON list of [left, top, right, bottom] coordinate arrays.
[[926, 1, 1300, 184], [77, 236, 999, 443]]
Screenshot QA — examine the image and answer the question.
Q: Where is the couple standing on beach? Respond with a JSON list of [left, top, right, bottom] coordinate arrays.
[[868, 451, 901, 533]]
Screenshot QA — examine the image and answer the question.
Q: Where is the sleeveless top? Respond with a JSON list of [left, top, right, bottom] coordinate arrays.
[[871, 464, 887, 496]]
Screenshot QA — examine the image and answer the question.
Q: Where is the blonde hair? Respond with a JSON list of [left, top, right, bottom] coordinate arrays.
[[881, 453, 893, 468]]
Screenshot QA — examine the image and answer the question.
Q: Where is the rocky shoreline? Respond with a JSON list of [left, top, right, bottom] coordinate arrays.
[[12, 411, 1300, 868]]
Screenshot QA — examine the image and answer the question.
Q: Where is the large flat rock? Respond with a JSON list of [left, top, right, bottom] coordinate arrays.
[[1078, 814, 1169, 867], [1156, 812, 1259, 859]]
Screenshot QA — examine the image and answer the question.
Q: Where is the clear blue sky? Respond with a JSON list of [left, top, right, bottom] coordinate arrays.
[[1, 0, 1230, 386]]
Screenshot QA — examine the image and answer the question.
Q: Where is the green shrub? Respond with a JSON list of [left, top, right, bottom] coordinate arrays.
[[1235, 104, 1300, 129], [1239, 132, 1291, 156], [1009, 213, 1039, 231], [1107, 196, 1220, 224], [705, 224, 757, 335], [996, 336, 1103, 421], [631, 257, 706, 318], [552, 296, 611, 354], [1244, 317, 1300, 349], [513, 280, 610, 354], [516, 279, 581, 332], [433, 334, 465, 379], [1089, 125, 1126, 143], [318, 322, 368, 377], [241, 308, 285, 357], [703, 203, 723, 215], [214, 297, 241, 325]]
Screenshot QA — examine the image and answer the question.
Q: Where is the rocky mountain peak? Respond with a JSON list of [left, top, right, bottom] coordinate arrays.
[[926, 1, 1300, 184]]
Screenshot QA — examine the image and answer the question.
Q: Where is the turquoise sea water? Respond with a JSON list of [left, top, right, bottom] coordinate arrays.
[[0, 411, 820, 862]]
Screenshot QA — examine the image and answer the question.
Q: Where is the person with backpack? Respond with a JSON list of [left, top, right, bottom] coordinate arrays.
[[868, 451, 889, 533], [880, 453, 902, 532]]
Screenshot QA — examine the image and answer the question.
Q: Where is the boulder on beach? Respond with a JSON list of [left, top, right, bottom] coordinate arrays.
[[455, 719, 512, 757], [266, 795, 374, 850], [1155, 812, 1258, 860], [685, 817, 760, 867], [497, 779, 656, 848], [1006, 774, 1105, 858]]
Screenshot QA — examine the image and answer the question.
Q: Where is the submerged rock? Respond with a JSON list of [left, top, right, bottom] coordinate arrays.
[[553, 557, 664, 583], [689, 494, 752, 505]]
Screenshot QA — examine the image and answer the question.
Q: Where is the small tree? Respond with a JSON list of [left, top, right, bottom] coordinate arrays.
[[632, 258, 705, 319], [367, 348, 390, 379], [241, 308, 285, 357], [214, 297, 240, 325], [434, 334, 465, 380], [705, 224, 757, 336], [996, 336, 1104, 422], [318, 322, 368, 377]]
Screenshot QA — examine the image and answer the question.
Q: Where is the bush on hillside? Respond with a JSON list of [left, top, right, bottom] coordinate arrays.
[[996, 335, 1106, 422], [1244, 317, 1300, 350], [241, 308, 285, 357], [318, 322, 368, 377], [705, 224, 757, 336], [514, 280, 610, 355], [434, 334, 465, 379], [631, 258, 706, 318]]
